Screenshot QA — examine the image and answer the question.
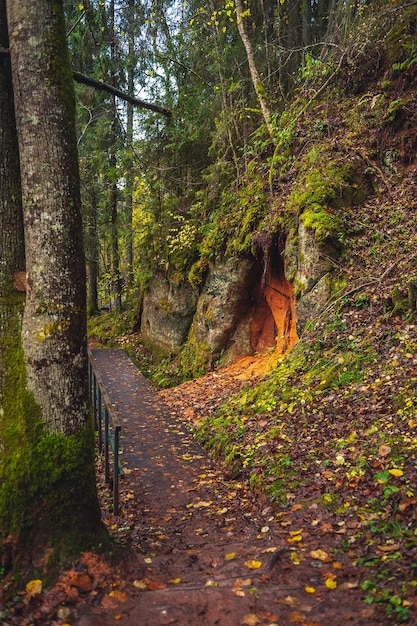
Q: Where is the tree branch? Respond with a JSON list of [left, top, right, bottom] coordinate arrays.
[[0, 49, 172, 118], [72, 71, 172, 118]]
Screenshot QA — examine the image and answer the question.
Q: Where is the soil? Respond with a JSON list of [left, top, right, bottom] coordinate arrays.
[[2, 348, 393, 626]]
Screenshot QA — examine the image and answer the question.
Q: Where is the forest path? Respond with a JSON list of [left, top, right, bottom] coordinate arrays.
[[82, 349, 377, 626]]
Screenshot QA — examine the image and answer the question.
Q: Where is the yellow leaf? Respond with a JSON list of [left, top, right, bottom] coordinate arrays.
[[245, 560, 263, 569], [109, 590, 126, 602], [408, 419, 417, 428], [290, 551, 301, 564], [325, 578, 337, 589], [287, 533, 302, 543], [133, 579, 147, 589], [388, 468, 404, 477], [205, 579, 219, 587], [310, 549, 330, 562], [26, 579, 42, 599], [305, 586, 316, 593], [225, 552, 236, 560], [168, 578, 181, 584]]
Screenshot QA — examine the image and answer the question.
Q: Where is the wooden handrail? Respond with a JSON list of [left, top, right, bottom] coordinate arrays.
[[88, 348, 123, 515]]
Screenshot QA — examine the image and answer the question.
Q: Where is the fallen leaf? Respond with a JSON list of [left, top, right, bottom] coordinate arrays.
[[288, 611, 305, 622], [378, 445, 391, 456], [388, 468, 403, 477], [305, 586, 316, 593], [399, 497, 417, 512], [25, 579, 42, 601], [133, 580, 147, 589], [146, 579, 167, 590], [245, 560, 263, 569], [240, 613, 261, 625], [310, 549, 330, 562], [168, 578, 181, 584], [109, 590, 126, 602], [325, 577, 337, 589], [225, 552, 236, 560]]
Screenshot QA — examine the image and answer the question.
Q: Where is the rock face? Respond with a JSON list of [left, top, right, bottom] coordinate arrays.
[[285, 221, 339, 334], [188, 258, 256, 366], [140, 219, 338, 371], [140, 276, 197, 353]]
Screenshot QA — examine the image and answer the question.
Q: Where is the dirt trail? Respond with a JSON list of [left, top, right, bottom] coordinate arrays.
[[69, 349, 380, 626]]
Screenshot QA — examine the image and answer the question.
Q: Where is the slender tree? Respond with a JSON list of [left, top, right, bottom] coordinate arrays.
[[235, 0, 274, 137]]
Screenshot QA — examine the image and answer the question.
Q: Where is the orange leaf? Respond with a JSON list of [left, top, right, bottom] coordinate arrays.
[[146, 579, 167, 590]]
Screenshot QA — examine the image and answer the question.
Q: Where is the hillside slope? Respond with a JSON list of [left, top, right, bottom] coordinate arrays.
[[157, 8, 417, 623], [90, 6, 417, 621]]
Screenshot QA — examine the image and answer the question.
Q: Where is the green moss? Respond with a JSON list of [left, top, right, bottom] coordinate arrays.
[[0, 293, 103, 569], [300, 203, 343, 242], [179, 335, 212, 380], [285, 146, 367, 245], [188, 257, 209, 292]]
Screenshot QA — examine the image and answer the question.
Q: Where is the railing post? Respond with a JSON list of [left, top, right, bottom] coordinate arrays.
[[88, 349, 123, 515], [113, 426, 120, 515], [97, 386, 103, 453], [104, 405, 110, 483]]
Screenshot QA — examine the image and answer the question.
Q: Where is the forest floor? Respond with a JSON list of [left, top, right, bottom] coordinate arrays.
[[2, 346, 412, 626]]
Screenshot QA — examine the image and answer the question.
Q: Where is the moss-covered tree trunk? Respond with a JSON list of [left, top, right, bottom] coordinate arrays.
[[2, 0, 102, 560], [0, 1, 31, 566]]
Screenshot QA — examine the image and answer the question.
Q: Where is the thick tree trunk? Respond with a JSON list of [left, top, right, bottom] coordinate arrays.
[[3, 0, 102, 556], [7, 0, 90, 435]]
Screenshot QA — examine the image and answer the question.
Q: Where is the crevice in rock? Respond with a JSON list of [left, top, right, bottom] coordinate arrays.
[[250, 231, 298, 356]]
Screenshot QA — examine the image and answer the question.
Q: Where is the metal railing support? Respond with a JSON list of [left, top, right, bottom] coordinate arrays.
[[87, 349, 123, 514]]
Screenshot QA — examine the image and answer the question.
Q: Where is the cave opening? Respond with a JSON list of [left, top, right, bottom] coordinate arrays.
[[250, 233, 298, 356]]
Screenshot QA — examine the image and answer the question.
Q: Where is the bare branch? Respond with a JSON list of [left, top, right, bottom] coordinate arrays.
[[72, 71, 172, 118]]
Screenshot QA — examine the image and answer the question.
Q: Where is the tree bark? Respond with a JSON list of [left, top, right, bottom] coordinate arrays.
[[7, 0, 91, 435], [3, 0, 102, 556], [0, 0, 24, 294], [235, 0, 274, 137], [109, 0, 123, 312], [124, 0, 135, 293]]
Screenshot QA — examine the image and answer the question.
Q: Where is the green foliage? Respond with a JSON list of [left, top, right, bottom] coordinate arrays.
[[283, 146, 366, 244]]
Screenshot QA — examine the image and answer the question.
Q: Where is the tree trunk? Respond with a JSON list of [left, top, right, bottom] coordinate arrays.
[[109, 0, 122, 311], [0, 2, 27, 548], [85, 186, 99, 315], [124, 0, 135, 294], [235, 0, 274, 137], [4, 0, 102, 556]]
